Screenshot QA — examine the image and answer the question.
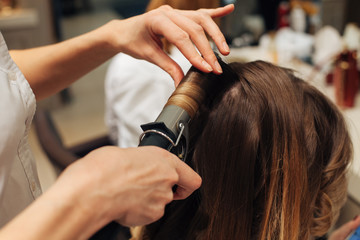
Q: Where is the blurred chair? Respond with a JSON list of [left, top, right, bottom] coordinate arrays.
[[33, 107, 112, 171]]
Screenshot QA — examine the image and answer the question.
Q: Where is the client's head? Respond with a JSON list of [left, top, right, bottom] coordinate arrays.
[[140, 61, 353, 240]]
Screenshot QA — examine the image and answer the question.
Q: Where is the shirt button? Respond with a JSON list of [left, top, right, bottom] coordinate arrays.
[[31, 181, 36, 192], [8, 72, 17, 81]]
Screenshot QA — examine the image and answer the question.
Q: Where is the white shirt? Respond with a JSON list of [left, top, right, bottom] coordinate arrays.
[[0, 33, 42, 227], [105, 48, 191, 147]]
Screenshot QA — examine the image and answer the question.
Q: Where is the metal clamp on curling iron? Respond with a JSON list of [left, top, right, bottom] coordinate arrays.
[[139, 112, 189, 161]]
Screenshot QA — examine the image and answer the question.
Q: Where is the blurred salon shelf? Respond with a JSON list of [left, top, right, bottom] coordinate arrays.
[[0, 8, 39, 30], [0, 0, 57, 50], [0, 8, 41, 49]]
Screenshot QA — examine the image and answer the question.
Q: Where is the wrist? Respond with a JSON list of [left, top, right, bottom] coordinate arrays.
[[50, 150, 132, 234], [81, 22, 120, 60], [98, 19, 125, 54], [41, 162, 115, 239], [0, 180, 106, 240], [43, 180, 104, 239], [101, 17, 141, 56]]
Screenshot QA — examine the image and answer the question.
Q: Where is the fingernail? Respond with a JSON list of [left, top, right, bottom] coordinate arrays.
[[223, 41, 230, 53], [214, 60, 222, 73], [202, 61, 213, 72], [353, 215, 359, 221]]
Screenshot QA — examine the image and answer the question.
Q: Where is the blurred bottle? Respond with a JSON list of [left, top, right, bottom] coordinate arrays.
[[333, 51, 359, 108], [290, 3, 306, 32], [1, 0, 16, 9], [0, 0, 16, 13], [277, 1, 290, 29]]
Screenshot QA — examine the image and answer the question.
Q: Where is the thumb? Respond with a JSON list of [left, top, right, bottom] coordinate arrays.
[[172, 158, 202, 200]]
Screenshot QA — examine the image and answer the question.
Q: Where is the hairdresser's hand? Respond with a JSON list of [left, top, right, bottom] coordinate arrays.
[[329, 215, 360, 240], [55, 146, 202, 228], [105, 4, 234, 85], [0, 146, 201, 239]]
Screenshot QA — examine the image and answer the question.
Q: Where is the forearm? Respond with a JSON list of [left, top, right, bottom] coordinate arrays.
[[10, 21, 118, 100], [0, 181, 107, 240]]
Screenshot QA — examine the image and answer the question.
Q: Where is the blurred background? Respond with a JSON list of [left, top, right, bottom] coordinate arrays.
[[0, 0, 359, 232]]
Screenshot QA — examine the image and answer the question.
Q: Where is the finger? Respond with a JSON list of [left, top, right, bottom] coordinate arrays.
[[332, 222, 356, 239], [166, 10, 223, 74], [173, 185, 188, 201], [151, 15, 215, 75], [171, 158, 202, 200], [200, 4, 235, 18], [143, 41, 184, 86], [195, 12, 229, 56], [329, 216, 360, 240], [354, 214, 360, 227], [176, 5, 234, 56]]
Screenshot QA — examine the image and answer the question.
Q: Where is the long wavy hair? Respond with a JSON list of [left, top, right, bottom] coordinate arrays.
[[139, 61, 353, 240]]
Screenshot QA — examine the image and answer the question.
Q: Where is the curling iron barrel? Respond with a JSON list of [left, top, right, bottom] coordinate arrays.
[[138, 66, 207, 156], [138, 53, 236, 160]]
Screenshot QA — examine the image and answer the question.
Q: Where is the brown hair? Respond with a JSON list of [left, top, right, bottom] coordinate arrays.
[[146, 0, 220, 53], [139, 61, 352, 239]]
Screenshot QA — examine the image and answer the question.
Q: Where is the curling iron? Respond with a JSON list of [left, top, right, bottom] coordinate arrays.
[[138, 65, 205, 161], [138, 54, 236, 161]]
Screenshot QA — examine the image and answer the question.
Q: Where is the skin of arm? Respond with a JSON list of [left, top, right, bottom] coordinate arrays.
[[10, 4, 234, 100], [0, 146, 201, 239], [10, 26, 115, 101]]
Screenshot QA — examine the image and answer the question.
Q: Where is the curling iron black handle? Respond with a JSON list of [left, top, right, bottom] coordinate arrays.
[[138, 122, 179, 192], [138, 122, 177, 150], [138, 133, 173, 150]]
